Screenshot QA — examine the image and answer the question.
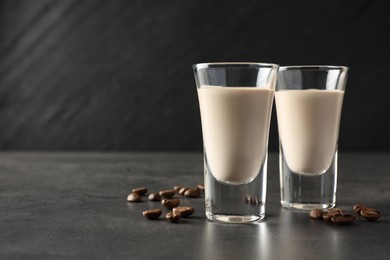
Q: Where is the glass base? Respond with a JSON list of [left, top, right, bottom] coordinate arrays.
[[281, 202, 336, 211], [206, 212, 265, 223], [279, 147, 338, 211], [204, 153, 267, 224]]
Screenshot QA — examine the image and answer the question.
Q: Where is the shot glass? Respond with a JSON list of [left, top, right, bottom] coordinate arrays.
[[193, 62, 279, 223], [275, 65, 348, 210]]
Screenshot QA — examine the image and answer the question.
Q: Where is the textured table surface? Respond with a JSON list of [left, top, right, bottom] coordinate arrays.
[[0, 152, 389, 259]]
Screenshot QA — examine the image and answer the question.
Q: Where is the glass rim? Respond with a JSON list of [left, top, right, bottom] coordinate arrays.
[[279, 65, 349, 71], [193, 62, 279, 70]]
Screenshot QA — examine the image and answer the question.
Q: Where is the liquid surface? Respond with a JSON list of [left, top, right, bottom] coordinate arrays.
[[198, 86, 274, 184], [275, 89, 344, 175]]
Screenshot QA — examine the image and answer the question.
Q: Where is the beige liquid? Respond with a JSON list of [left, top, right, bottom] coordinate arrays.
[[197, 86, 274, 184], [275, 89, 344, 175]]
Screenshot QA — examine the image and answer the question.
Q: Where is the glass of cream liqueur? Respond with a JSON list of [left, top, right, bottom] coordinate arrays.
[[193, 62, 279, 223], [275, 65, 348, 210]]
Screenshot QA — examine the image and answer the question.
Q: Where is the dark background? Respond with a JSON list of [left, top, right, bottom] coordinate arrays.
[[0, 0, 388, 151]]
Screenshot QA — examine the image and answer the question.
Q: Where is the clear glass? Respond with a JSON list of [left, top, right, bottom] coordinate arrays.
[[275, 65, 348, 210], [193, 62, 279, 223]]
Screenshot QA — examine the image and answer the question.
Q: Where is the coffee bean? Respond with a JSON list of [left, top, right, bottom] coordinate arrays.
[[148, 192, 161, 202], [331, 213, 356, 225], [197, 184, 205, 191], [329, 208, 342, 213], [184, 188, 200, 198], [173, 185, 183, 192], [353, 204, 368, 215], [245, 194, 259, 205], [173, 206, 195, 218], [250, 197, 260, 205], [161, 198, 180, 209], [360, 208, 381, 222], [322, 212, 332, 221], [309, 209, 324, 219], [245, 194, 251, 204], [178, 187, 188, 195], [166, 211, 181, 223], [159, 189, 176, 198], [322, 209, 341, 222], [143, 209, 162, 220], [132, 187, 148, 196], [127, 192, 142, 202]]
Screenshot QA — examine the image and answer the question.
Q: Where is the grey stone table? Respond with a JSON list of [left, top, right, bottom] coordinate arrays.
[[1, 152, 389, 259]]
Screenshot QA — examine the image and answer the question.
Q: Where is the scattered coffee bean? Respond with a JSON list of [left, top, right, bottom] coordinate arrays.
[[329, 208, 342, 213], [127, 192, 142, 202], [245, 194, 259, 205], [322, 209, 341, 222], [132, 187, 148, 196], [353, 204, 368, 215], [148, 192, 161, 202], [159, 189, 176, 198], [143, 209, 162, 220], [360, 208, 381, 222], [178, 187, 188, 195], [309, 209, 324, 219], [309, 204, 382, 226], [197, 184, 205, 191], [173, 206, 195, 218], [250, 197, 260, 206], [331, 213, 356, 225], [166, 211, 181, 223], [126, 183, 205, 224], [322, 212, 332, 222], [161, 198, 180, 209], [245, 194, 251, 204], [173, 185, 183, 192], [184, 188, 201, 198]]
